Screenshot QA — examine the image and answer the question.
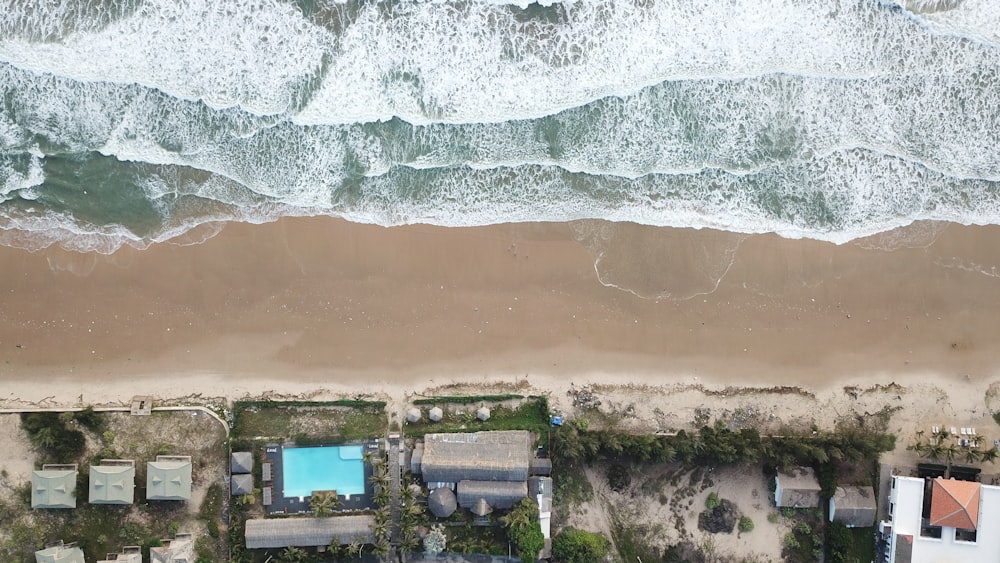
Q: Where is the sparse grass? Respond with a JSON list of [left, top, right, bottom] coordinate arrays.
[[446, 521, 509, 555], [404, 397, 549, 438], [232, 401, 388, 442], [552, 460, 593, 524], [608, 509, 662, 563], [846, 527, 876, 563]]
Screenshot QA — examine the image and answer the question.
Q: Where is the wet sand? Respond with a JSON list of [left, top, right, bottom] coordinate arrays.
[[1, 217, 999, 407]]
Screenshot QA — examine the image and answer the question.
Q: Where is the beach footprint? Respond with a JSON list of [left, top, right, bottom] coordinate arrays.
[[571, 220, 745, 300]]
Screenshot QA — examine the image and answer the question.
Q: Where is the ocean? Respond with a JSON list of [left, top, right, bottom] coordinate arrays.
[[1, 0, 998, 253]]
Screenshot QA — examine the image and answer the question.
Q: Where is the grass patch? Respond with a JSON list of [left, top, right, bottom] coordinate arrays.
[[232, 401, 388, 442], [609, 510, 662, 563], [552, 460, 593, 525], [413, 393, 524, 405], [404, 397, 549, 438], [446, 523, 509, 555], [846, 527, 876, 562]]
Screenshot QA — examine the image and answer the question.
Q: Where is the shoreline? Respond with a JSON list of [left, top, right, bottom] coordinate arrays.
[[1, 217, 999, 411]]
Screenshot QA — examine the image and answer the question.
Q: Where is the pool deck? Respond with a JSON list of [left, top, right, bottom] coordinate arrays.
[[263, 441, 379, 515]]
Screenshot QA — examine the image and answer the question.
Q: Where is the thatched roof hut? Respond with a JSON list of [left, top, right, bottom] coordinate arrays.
[[421, 431, 533, 483], [406, 407, 422, 423], [232, 474, 254, 496], [471, 497, 494, 516], [429, 407, 444, 422], [231, 452, 253, 474], [428, 487, 457, 518], [245, 515, 375, 548], [457, 480, 528, 510], [476, 407, 491, 421]]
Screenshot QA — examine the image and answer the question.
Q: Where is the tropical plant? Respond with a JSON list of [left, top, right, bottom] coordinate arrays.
[[277, 546, 308, 563], [309, 491, 341, 516], [552, 527, 610, 563], [424, 524, 447, 555]]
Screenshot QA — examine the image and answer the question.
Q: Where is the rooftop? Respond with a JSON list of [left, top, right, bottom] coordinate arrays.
[[245, 515, 375, 548]]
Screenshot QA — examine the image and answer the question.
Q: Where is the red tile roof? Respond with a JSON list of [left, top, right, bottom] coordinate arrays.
[[929, 478, 980, 530]]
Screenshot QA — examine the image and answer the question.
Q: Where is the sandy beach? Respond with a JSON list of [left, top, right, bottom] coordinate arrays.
[[1, 217, 999, 409]]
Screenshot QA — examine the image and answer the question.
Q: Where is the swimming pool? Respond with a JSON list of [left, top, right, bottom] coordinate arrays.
[[281, 445, 366, 498]]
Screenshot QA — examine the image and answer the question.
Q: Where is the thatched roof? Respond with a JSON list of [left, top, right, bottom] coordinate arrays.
[[406, 407, 422, 423], [147, 457, 192, 501], [476, 407, 490, 421], [89, 464, 135, 505], [428, 487, 457, 518], [457, 480, 528, 510], [529, 458, 552, 476], [245, 515, 375, 548], [429, 407, 444, 422], [471, 497, 493, 516], [831, 486, 877, 528], [231, 451, 253, 474], [232, 474, 254, 496], [421, 431, 533, 483], [32, 468, 77, 509]]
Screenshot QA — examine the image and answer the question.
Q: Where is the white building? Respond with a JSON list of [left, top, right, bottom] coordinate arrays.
[[882, 475, 1000, 563]]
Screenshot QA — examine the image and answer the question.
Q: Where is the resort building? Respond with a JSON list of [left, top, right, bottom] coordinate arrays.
[[34, 540, 85, 563], [530, 476, 554, 559], [419, 430, 533, 484], [830, 485, 877, 528], [31, 464, 78, 509], [89, 460, 135, 505], [96, 545, 142, 563], [146, 455, 192, 501], [150, 533, 194, 563], [245, 515, 375, 548], [457, 480, 528, 510], [774, 467, 821, 508], [882, 475, 1000, 562]]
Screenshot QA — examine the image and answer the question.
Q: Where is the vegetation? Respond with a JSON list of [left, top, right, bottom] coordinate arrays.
[[503, 497, 545, 563], [308, 490, 341, 516], [552, 419, 895, 469], [403, 396, 549, 437], [606, 463, 631, 492], [552, 527, 610, 563], [231, 400, 387, 443], [705, 491, 720, 509], [412, 393, 526, 405], [739, 516, 755, 533], [424, 523, 447, 555], [19, 412, 86, 462]]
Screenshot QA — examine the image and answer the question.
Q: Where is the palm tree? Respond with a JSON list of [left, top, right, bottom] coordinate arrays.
[[965, 447, 983, 464], [278, 546, 308, 563], [310, 491, 341, 516], [981, 447, 1000, 464]]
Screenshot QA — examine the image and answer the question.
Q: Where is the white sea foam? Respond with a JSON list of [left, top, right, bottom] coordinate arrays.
[[890, 0, 1000, 48]]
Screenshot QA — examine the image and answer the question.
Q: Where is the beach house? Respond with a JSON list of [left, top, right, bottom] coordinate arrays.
[[31, 464, 78, 509], [882, 475, 1000, 562]]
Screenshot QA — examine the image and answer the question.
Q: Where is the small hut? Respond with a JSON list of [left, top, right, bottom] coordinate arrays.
[[472, 497, 494, 516], [476, 407, 491, 421], [406, 407, 422, 423], [232, 474, 254, 496], [231, 452, 253, 474], [428, 487, 457, 518], [429, 407, 444, 422]]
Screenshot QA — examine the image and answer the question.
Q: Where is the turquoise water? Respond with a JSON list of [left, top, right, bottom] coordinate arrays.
[[281, 445, 365, 498], [2, 1, 1000, 251]]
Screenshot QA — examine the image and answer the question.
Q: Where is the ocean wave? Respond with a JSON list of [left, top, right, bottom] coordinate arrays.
[[2, 0, 999, 125]]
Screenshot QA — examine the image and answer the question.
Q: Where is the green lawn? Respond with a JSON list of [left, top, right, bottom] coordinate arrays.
[[846, 527, 876, 563], [232, 400, 388, 443], [403, 397, 549, 438]]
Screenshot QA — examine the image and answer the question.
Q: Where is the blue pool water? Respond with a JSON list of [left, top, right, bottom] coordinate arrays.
[[282, 445, 366, 498]]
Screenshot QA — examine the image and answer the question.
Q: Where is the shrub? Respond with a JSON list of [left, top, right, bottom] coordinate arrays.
[[738, 516, 755, 533], [767, 512, 780, 524], [606, 464, 631, 492], [552, 527, 610, 563], [705, 491, 720, 510]]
